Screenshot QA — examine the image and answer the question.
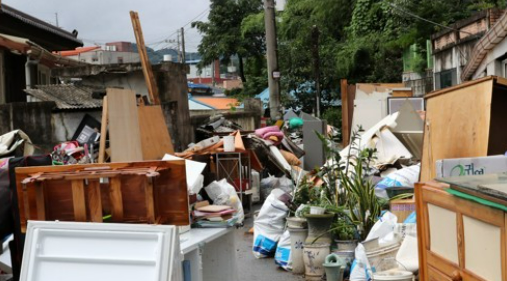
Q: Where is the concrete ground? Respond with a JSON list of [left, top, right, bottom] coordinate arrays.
[[235, 205, 304, 281]]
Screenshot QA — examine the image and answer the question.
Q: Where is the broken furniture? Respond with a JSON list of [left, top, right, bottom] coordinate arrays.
[[420, 76, 507, 182], [180, 227, 238, 281], [15, 160, 189, 233], [415, 181, 507, 281], [301, 112, 326, 171], [215, 152, 253, 215], [20, 221, 182, 281]]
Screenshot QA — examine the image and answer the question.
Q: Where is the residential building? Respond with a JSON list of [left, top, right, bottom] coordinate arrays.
[[431, 9, 504, 90], [402, 42, 433, 96], [187, 59, 222, 85], [0, 4, 83, 104], [59, 43, 140, 65], [462, 10, 507, 80]]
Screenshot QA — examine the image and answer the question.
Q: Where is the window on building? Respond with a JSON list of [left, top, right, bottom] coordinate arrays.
[[117, 57, 124, 64], [435, 68, 457, 90], [92, 56, 98, 62]]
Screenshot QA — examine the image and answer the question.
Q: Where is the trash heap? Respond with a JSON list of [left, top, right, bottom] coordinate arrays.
[[251, 102, 424, 281]]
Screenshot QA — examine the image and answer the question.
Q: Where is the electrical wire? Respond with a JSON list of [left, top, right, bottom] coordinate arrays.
[[387, 2, 473, 35]]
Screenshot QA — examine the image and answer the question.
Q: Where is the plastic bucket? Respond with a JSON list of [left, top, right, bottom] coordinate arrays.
[[373, 270, 414, 281], [366, 244, 400, 273], [223, 136, 235, 152]]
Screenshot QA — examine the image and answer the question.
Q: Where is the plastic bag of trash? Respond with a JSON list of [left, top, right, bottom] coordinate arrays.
[[260, 175, 278, 201], [253, 188, 290, 258], [349, 243, 372, 281], [365, 211, 399, 247], [204, 179, 244, 224], [275, 230, 292, 270], [376, 164, 420, 189]]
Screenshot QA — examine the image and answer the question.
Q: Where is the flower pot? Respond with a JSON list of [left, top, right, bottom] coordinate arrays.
[[334, 240, 358, 251], [287, 217, 308, 229], [304, 214, 334, 245], [310, 206, 326, 215], [303, 243, 330, 281], [288, 227, 308, 275], [323, 253, 346, 281]]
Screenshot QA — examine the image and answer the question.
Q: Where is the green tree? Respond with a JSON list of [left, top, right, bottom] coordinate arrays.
[[192, 0, 264, 83]]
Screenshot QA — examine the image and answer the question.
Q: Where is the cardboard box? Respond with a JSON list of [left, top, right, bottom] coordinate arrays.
[[436, 155, 507, 178]]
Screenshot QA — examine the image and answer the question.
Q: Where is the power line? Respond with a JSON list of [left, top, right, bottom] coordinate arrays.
[[387, 2, 473, 35]]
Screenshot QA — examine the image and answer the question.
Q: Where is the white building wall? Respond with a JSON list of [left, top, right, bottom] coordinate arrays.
[[67, 50, 140, 65]]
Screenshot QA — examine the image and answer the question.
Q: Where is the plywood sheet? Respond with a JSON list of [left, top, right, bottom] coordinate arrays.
[[107, 88, 143, 162], [463, 216, 502, 281], [428, 204, 459, 264], [420, 79, 493, 181], [138, 105, 174, 160]]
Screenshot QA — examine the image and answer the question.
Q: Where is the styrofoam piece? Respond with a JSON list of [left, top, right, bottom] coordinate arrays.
[[21, 221, 182, 281], [163, 154, 207, 194]]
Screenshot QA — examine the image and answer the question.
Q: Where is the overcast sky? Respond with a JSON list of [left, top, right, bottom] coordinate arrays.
[[4, 0, 210, 51]]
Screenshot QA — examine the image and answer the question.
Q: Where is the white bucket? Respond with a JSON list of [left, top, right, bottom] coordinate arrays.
[[223, 136, 235, 152], [366, 244, 401, 273], [310, 206, 325, 215], [373, 270, 414, 281]]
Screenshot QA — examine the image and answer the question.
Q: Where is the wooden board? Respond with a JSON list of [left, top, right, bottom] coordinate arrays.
[[98, 96, 108, 163], [420, 78, 494, 181], [107, 88, 143, 162], [138, 105, 174, 159], [196, 205, 232, 213], [130, 11, 161, 105]]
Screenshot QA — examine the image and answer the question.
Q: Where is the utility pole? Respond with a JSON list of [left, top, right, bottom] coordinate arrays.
[[177, 31, 182, 63], [264, 0, 281, 120], [312, 25, 321, 117], [55, 12, 59, 27], [180, 27, 186, 64]]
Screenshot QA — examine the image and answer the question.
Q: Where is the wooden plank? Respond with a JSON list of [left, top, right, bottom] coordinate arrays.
[[456, 212, 465, 269], [107, 88, 143, 162], [71, 180, 87, 222], [87, 180, 103, 222], [109, 177, 124, 222], [415, 183, 428, 281], [130, 11, 161, 105], [144, 178, 155, 223], [35, 182, 46, 220], [138, 105, 174, 159], [420, 78, 494, 181], [98, 96, 108, 163]]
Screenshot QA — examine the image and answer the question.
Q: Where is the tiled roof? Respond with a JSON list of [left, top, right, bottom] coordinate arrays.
[[193, 97, 243, 110], [58, 46, 101, 57], [25, 84, 104, 110]]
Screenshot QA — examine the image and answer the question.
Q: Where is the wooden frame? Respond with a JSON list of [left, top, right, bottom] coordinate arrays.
[[15, 161, 189, 233], [416, 181, 507, 281]]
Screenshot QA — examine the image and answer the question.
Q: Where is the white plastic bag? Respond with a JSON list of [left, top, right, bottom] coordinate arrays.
[[376, 164, 420, 189], [204, 179, 244, 224], [253, 188, 289, 258], [349, 244, 371, 281], [395, 223, 418, 272], [274, 230, 292, 270], [365, 211, 399, 247]]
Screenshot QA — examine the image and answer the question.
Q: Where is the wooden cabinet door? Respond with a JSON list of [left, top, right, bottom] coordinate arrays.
[[417, 182, 507, 281]]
